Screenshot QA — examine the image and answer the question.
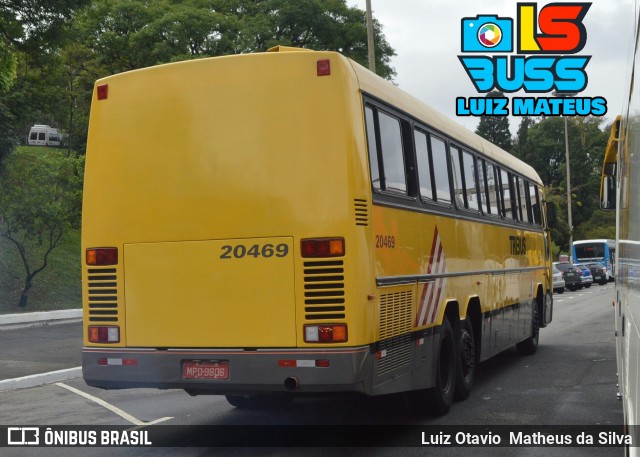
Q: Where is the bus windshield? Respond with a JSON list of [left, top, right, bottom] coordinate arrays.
[[574, 243, 605, 259]]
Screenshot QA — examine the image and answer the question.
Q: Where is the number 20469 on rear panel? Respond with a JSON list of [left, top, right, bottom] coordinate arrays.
[[182, 361, 229, 380]]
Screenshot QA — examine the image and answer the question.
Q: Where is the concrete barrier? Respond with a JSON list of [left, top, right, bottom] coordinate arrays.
[[0, 309, 82, 330]]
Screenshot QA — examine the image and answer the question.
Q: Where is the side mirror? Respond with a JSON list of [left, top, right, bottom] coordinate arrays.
[[601, 175, 616, 210], [545, 201, 557, 229]]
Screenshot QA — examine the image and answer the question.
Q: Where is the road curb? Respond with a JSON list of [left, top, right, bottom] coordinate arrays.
[[0, 309, 82, 330], [0, 367, 82, 392]]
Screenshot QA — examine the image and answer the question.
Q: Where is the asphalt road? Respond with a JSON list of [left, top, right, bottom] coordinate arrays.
[[0, 283, 623, 456]]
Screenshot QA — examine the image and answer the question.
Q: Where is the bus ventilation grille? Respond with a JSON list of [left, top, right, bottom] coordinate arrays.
[[377, 290, 413, 375], [303, 260, 346, 320], [354, 199, 369, 226], [379, 290, 413, 339], [87, 268, 119, 323]]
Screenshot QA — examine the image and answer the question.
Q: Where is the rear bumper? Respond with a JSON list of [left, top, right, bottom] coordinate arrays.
[[82, 346, 372, 395]]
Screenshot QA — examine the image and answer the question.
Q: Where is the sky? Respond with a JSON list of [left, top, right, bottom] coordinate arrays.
[[347, 0, 635, 135]]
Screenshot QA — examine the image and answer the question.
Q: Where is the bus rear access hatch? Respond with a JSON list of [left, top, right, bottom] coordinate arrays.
[[123, 237, 295, 348]]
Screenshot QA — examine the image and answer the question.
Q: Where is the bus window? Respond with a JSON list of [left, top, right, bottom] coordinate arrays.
[[514, 176, 524, 222], [431, 136, 451, 204], [414, 129, 434, 200], [477, 159, 490, 214], [530, 185, 542, 225], [378, 111, 407, 193], [499, 168, 513, 219], [520, 179, 533, 223], [365, 107, 381, 190], [462, 150, 479, 211], [486, 163, 500, 215], [450, 146, 465, 208]]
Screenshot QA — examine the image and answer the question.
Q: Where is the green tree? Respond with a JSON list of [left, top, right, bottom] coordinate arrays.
[[574, 210, 615, 240], [0, 149, 84, 308], [475, 90, 512, 152], [0, 0, 90, 158], [75, 0, 396, 78], [512, 115, 535, 162]]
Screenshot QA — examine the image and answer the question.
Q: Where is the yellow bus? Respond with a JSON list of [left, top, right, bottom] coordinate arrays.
[[82, 46, 555, 415]]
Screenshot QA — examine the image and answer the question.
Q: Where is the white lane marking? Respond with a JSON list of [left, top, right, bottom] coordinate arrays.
[[56, 382, 173, 426]]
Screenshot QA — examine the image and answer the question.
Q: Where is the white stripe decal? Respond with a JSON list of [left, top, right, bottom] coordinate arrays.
[[417, 228, 448, 327]]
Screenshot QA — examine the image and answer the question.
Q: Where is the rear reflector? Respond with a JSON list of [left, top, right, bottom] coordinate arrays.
[[97, 84, 108, 100], [277, 359, 331, 368], [86, 248, 118, 266], [317, 59, 331, 76], [301, 238, 345, 258], [88, 326, 120, 343], [98, 358, 137, 366]]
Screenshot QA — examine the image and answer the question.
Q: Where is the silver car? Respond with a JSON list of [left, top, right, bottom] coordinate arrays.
[[553, 265, 565, 294]]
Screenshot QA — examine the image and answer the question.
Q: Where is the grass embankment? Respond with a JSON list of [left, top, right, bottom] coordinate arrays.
[[0, 146, 82, 314]]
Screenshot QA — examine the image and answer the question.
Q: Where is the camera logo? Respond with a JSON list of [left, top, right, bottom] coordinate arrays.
[[462, 15, 513, 52], [8, 427, 40, 445]]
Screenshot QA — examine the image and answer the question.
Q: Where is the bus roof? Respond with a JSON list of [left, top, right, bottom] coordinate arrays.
[[573, 239, 614, 244]]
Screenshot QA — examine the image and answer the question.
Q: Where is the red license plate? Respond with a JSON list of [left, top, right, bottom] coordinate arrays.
[[182, 361, 229, 380]]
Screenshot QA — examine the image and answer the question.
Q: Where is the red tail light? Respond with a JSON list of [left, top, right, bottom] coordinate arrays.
[[301, 238, 345, 258], [88, 326, 120, 343], [86, 248, 118, 266], [304, 324, 348, 343]]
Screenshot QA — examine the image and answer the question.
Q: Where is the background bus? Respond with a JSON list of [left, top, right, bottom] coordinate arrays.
[[571, 239, 615, 281], [82, 46, 554, 415], [600, 2, 640, 452]]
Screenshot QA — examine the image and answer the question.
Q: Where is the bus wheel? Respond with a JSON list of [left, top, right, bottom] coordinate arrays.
[[226, 394, 293, 410], [226, 395, 256, 408], [455, 318, 476, 401], [516, 303, 540, 355], [427, 316, 456, 415]]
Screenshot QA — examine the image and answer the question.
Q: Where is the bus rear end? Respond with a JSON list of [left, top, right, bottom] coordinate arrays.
[[81, 49, 375, 397]]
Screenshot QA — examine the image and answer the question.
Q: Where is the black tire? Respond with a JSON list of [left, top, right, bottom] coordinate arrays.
[[427, 316, 457, 415], [555, 288, 564, 294], [516, 302, 540, 355], [225, 395, 256, 408], [226, 394, 293, 410], [454, 318, 476, 401], [585, 284, 591, 288]]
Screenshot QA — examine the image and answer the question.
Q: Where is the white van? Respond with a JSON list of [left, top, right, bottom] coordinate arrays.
[[28, 125, 61, 146]]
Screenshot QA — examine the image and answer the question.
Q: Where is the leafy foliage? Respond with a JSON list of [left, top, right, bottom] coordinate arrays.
[[0, 148, 84, 307], [512, 116, 610, 255], [74, 0, 396, 78]]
